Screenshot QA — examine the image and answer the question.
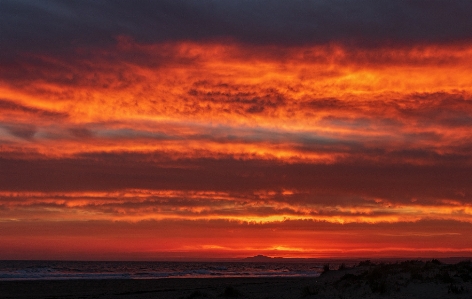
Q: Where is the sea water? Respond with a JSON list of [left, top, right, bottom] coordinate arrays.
[[0, 260, 336, 280]]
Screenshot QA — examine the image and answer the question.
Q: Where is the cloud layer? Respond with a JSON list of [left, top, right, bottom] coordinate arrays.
[[1, 1, 472, 259]]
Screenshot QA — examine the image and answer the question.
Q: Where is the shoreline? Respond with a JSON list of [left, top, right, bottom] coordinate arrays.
[[1, 260, 471, 298]]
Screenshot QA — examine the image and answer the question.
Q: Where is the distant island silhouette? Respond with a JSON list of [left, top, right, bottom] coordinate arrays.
[[243, 255, 285, 262]]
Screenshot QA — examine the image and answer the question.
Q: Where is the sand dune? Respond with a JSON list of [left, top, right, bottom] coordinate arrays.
[[305, 259, 471, 299]]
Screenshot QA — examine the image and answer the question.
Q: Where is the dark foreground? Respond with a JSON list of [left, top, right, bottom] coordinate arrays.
[[1, 260, 471, 299], [0, 277, 314, 299]]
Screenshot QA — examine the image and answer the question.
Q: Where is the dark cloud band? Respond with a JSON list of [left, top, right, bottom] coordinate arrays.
[[1, 153, 470, 205], [2, 0, 472, 56]]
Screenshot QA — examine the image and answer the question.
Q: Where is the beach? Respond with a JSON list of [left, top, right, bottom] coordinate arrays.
[[0, 277, 314, 299], [1, 260, 471, 299]]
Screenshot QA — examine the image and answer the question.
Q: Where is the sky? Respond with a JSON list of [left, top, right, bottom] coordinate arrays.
[[1, 0, 472, 260]]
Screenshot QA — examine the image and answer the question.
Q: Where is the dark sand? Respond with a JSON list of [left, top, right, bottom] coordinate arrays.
[[1, 260, 471, 299], [0, 277, 315, 299]]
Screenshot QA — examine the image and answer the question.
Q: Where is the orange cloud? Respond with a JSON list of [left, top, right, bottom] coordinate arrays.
[[1, 40, 472, 259], [1, 190, 471, 225], [1, 42, 472, 166]]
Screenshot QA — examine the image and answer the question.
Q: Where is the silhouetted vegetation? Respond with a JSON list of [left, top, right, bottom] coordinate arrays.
[[303, 259, 472, 297], [221, 286, 242, 298], [437, 271, 455, 284], [431, 258, 442, 265], [339, 273, 359, 281], [365, 263, 391, 294], [301, 285, 318, 297], [321, 263, 330, 275], [358, 260, 374, 267]]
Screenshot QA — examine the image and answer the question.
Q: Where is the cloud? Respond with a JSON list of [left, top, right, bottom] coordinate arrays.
[[2, 188, 472, 225], [1, 153, 471, 206], [2, 124, 36, 139], [2, 0, 472, 57], [68, 127, 93, 139], [0, 98, 68, 120]]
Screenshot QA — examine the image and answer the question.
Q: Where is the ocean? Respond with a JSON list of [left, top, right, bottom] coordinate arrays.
[[0, 260, 340, 280]]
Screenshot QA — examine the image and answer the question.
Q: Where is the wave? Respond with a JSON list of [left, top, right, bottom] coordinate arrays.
[[0, 261, 328, 280]]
